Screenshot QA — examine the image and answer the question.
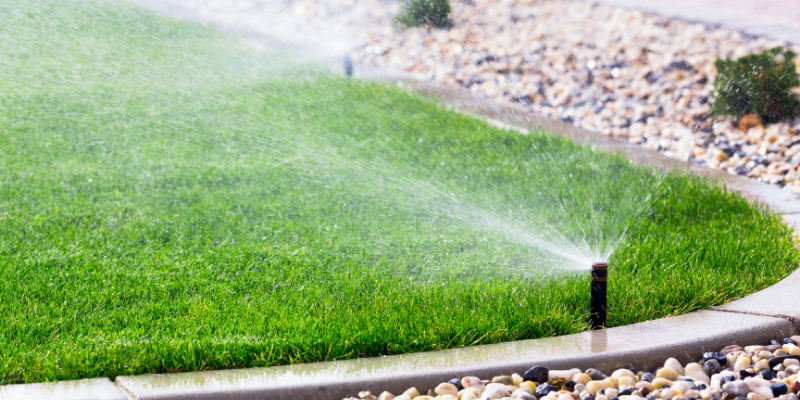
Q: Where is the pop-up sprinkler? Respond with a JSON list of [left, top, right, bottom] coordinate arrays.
[[344, 54, 353, 77], [590, 262, 608, 329]]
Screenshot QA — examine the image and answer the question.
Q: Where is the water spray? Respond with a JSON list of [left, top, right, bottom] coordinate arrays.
[[590, 262, 607, 329]]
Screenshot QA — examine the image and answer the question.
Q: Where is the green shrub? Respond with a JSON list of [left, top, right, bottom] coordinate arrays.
[[712, 46, 800, 124], [397, 0, 454, 29]]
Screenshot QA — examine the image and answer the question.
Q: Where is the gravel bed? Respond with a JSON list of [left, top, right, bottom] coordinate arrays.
[[344, 336, 800, 400], [354, 0, 800, 192], [146, 0, 800, 193]]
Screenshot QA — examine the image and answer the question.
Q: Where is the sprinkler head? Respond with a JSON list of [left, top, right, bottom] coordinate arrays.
[[344, 54, 353, 77], [590, 262, 608, 330]]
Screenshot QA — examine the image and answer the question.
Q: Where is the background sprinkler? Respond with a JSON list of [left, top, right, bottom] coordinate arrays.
[[344, 54, 353, 77], [590, 262, 608, 329]]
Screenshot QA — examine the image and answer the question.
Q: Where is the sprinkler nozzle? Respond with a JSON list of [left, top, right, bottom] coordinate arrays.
[[344, 54, 353, 77], [590, 262, 608, 330]]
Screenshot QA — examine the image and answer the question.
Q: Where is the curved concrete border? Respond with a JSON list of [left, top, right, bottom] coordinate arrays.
[[112, 310, 796, 400]]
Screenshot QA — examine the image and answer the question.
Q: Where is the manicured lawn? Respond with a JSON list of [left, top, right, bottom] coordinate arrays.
[[0, 0, 797, 384]]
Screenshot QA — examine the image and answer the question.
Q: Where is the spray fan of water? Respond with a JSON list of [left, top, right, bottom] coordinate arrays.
[[112, 0, 666, 277], [253, 125, 662, 277]]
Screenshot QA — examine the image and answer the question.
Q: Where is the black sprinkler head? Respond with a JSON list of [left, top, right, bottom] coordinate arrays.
[[344, 54, 353, 77], [590, 262, 608, 329]]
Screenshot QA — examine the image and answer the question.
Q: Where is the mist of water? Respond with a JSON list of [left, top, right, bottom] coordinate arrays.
[[3, 0, 664, 282], [263, 130, 661, 274]]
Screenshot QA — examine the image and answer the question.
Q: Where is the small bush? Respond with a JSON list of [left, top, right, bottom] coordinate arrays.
[[397, 0, 454, 29], [712, 46, 800, 124]]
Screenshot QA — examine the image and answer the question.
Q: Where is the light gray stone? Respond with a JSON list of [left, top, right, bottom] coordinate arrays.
[[722, 381, 751, 397]]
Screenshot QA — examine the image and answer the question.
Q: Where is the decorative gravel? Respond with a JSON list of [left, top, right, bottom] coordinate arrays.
[[344, 336, 800, 400], [147, 0, 800, 193]]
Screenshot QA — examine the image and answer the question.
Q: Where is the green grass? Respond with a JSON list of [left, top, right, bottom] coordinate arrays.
[[1, 0, 798, 385]]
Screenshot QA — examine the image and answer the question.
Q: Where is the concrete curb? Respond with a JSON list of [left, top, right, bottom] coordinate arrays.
[[111, 311, 794, 400], [0, 378, 127, 400]]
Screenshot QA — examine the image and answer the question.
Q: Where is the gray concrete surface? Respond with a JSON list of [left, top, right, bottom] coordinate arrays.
[[715, 269, 800, 329], [590, 0, 800, 45], [0, 378, 128, 400], [113, 311, 793, 400]]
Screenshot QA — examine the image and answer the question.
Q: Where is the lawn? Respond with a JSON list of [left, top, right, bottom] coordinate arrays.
[[0, 0, 798, 384]]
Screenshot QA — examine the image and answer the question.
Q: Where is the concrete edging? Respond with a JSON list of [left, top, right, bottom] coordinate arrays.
[[111, 310, 795, 400]]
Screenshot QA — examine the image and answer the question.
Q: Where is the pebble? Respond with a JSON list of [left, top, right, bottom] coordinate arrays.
[[661, 388, 680, 400], [705, 353, 729, 367], [735, 357, 752, 374], [434, 383, 458, 396], [587, 369, 609, 381], [535, 383, 560, 397], [670, 380, 690, 395], [447, 378, 462, 391], [482, 385, 510, 399], [704, 359, 723, 376], [346, 338, 800, 400], [745, 378, 775, 399], [664, 359, 684, 375], [494, 376, 514, 385], [656, 368, 679, 381], [771, 383, 789, 397], [461, 377, 485, 391], [685, 362, 711, 384], [557, 394, 574, 400], [514, 392, 536, 400], [724, 380, 751, 397], [524, 366, 550, 384], [378, 392, 394, 400], [359, 391, 377, 400], [760, 370, 778, 380], [551, 369, 582, 381], [652, 378, 672, 389], [587, 380, 614, 394], [723, 346, 746, 354], [574, 374, 593, 385]]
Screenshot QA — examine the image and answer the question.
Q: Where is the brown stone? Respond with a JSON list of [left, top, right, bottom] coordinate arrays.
[[739, 114, 763, 131], [721, 345, 744, 354]]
